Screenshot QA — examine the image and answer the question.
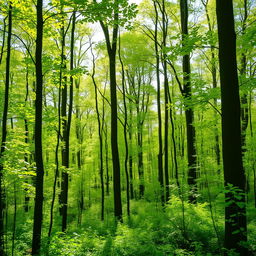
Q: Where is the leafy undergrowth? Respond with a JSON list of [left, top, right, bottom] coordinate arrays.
[[13, 197, 256, 256], [43, 199, 223, 256]]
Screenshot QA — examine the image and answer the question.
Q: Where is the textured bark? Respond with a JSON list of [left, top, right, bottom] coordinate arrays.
[[216, 0, 248, 254]]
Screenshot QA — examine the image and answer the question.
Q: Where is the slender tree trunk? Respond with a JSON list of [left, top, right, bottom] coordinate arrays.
[[91, 46, 105, 221], [240, 1, 249, 197], [48, 87, 61, 238], [32, 0, 44, 254], [103, 123, 110, 196], [60, 25, 69, 229], [24, 64, 30, 212], [75, 79, 82, 169], [180, 0, 197, 203], [119, 39, 130, 216], [109, 50, 122, 220], [160, 0, 170, 202], [100, 7, 122, 220], [216, 1, 248, 254], [60, 12, 74, 231], [128, 86, 134, 199], [0, 5, 12, 255], [0, 16, 6, 66], [11, 182, 17, 256], [136, 106, 144, 198], [153, 0, 164, 205], [240, 0, 248, 154]]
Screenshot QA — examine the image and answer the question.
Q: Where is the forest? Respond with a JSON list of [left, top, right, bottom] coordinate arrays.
[[0, 0, 256, 255]]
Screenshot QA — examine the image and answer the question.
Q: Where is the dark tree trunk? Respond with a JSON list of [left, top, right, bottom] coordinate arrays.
[[127, 78, 134, 200], [24, 65, 30, 212], [160, 0, 170, 202], [11, 183, 17, 256], [32, 0, 44, 254], [0, 16, 6, 66], [100, 8, 122, 220], [180, 0, 197, 203], [0, 5, 12, 254], [240, 0, 249, 161], [109, 50, 122, 220], [119, 40, 130, 216], [137, 106, 144, 198], [60, 12, 74, 231], [60, 26, 69, 230], [216, 1, 248, 254], [48, 81, 61, 238], [153, 0, 164, 205], [75, 79, 82, 169], [103, 123, 110, 196], [91, 45, 105, 221]]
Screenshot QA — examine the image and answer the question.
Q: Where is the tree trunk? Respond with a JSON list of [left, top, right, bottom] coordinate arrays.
[[100, 11, 122, 220], [153, 0, 164, 205], [104, 123, 110, 196], [0, 5, 12, 254], [109, 50, 122, 220], [24, 64, 30, 212], [180, 0, 197, 203], [137, 106, 144, 198], [60, 12, 75, 231], [216, 1, 248, 254], [91, 45, 105, 220], [119, 41, 130, 216], [161, 0, 170, 202], [32, 0, 44, 254], [11, 182, 17, 256]]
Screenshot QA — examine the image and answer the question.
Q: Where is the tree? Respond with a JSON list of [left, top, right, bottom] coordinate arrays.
[[31, 0, 44, 254], [0, 3, 12, 255], [180, 0, 197, 203], [99, 0, 122, 220], [153, 0, 164, 205], [85, 0, 137, 220], [216, 0, 248, 254]]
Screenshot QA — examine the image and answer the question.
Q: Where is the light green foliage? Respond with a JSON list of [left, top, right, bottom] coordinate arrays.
[[0, 0, 256, 255], [33, 200, 232, 255], [83, 0, 138, 28]]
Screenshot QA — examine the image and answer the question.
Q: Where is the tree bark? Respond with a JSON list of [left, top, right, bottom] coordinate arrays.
[[32, 0, 44, 254], [180, 0, 197, 203], [0, 6, 12, 254], [118, 39, 130, 216], [216, 0, 248, 254], [100, 6, 122, 220], [153, 0, 164, 205], [91, 45, 105, 220]]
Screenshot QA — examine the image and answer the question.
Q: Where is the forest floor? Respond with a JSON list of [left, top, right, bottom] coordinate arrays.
[[11, 196, 256, 256]]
